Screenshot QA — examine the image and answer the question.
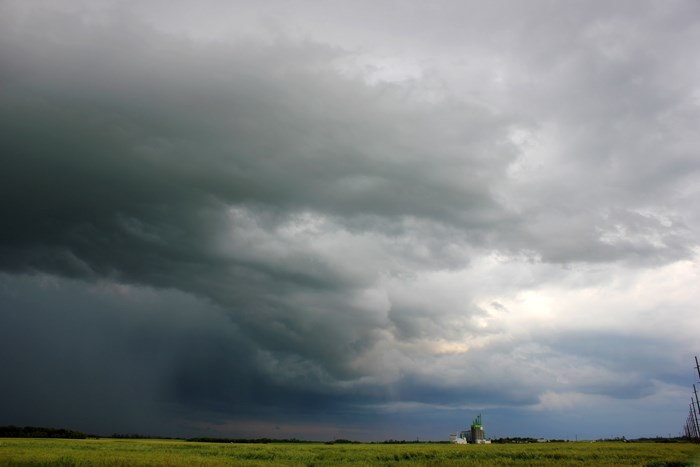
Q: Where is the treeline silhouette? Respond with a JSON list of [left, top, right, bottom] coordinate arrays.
[[111, 433, 178, 440], [492, 437, 542, 444], [371, 439, 444, 444], [188, 437, 310, 444], [0, 425, 86, 439]]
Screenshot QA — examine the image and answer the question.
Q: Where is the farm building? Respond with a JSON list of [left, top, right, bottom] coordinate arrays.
[[449, 414, 491, 444]]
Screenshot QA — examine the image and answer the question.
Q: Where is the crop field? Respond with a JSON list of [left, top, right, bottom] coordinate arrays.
[[1, 438, 699, 466]]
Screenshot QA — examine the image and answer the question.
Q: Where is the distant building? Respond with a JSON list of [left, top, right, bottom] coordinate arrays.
[[470, 414, 485, 443], [449, 414, 491, 444]]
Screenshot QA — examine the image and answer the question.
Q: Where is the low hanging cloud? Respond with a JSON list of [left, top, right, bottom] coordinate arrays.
[[1, 0, 700, 440]]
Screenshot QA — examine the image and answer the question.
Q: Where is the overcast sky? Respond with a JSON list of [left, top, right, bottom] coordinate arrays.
[[2, 0, 700, 441]]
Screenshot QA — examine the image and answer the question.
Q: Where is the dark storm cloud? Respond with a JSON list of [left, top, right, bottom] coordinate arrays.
[[0, 5, 515, 290], [0, 273, 385, 436], [4, 1, 695, 286], [0, 5, 514, 401], [2, 0, 700, 439], [0, 273, 536, 438], [0, 273, 244, 435]]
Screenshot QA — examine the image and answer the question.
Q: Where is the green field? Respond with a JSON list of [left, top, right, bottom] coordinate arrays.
[[1, 438, 699, 466]]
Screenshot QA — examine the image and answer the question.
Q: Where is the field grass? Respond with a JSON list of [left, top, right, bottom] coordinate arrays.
[[1, 438, 699, 466]]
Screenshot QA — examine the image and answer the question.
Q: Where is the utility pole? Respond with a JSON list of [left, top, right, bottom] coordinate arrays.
[[682, 357, 700, 441], [694, 357, 700, 442], [688, 416, 694, 439]]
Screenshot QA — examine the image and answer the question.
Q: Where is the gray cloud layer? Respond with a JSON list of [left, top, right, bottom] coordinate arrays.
[[1, 1, 699, 439]]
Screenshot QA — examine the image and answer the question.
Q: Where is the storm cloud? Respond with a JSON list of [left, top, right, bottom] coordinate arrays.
[[1, 0, 699, 440]]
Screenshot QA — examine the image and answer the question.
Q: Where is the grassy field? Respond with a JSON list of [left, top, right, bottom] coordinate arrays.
[[1, 438, 699, 466]]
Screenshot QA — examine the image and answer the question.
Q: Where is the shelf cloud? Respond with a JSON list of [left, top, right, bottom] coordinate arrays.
[[1, 0, 699, 440]]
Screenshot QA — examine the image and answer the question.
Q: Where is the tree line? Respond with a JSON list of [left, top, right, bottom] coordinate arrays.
[[0, 425, 87, 439]]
